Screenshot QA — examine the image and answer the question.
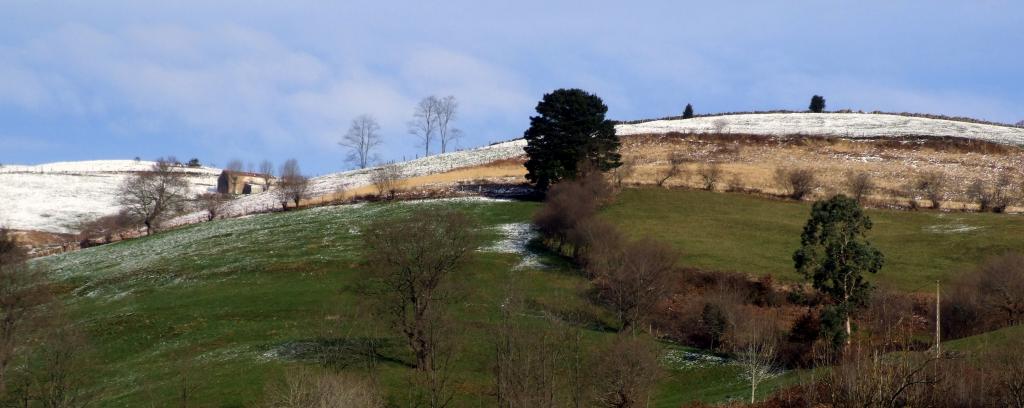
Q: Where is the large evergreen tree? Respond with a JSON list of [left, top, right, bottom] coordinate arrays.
[[793, 195, 883, 345], [682, 103, 694, 119], [523, 89, 621, 190], [809, 95, 826, 113]]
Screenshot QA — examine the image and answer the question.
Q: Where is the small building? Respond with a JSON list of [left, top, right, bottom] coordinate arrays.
[[217, 170, 274, 195]]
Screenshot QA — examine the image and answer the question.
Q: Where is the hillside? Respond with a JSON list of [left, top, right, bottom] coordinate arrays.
[[39, 198, 800, 406], [603, 188, 1024, 290], [616, 112, 1024, 146], [33, 186, 1024, 405], [7, 113, 1024, 237], [0, 161, 220, 234]]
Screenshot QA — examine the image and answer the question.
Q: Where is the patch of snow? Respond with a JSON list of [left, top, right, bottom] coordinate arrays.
[[481, 223, 542, 270], [924, 224, 983, 234], [0, 161, 220, 233], [616, 113, 1024, 146], [661, 349, 730, 370]]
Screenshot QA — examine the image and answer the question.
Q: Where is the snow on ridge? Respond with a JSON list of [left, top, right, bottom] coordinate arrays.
[[615, 113, 1024, 146], [0, 160, 221, 175], [165, 140, 528, 226], [0, 161, 220, 234]]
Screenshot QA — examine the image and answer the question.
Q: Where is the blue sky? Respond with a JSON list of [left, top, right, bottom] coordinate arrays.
[[1, 1, 1022, 174]]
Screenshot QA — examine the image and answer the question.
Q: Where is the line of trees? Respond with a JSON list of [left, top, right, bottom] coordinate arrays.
[[339, 95, 461, 170]]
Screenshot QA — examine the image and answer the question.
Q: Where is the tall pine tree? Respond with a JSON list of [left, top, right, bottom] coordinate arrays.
[[523, 89, 621, 190], [682, 103, 694, 119]]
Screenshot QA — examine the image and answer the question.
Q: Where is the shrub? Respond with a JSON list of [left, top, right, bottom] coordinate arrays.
[[967, 174, 1014, 212], [655, 152, 686, 187], [914, 171, 946, 209], [533, 171, 613, 252], [260, 368, 384, 408], [845, 171, 874, 203], [590, 238, 677, 333], [943, 253, 1024, 339], [775, 168, 817, 200], [697, 163, 722, 191], [591, 335, 661, 408]]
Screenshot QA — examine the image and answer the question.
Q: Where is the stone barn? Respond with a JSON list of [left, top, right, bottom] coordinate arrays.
[[217, 170, 274, 195]]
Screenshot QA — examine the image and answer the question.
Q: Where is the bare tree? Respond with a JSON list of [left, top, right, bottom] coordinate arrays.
[[434, 96, 460, 153], [0, 228, 51, 397], [225, 159, 244, 172], [915, 170, 947, 209], [974, 253, 1024, 325], [698, 163, 723, 191], [410, 96, 440, 156], [610, 157, 635, 188], [118, 160, 191, 235], [277, 159, 309, 210], [370, 165, 402, 200], [340, 114, 383, 169], [591, 335, 661, 408], [845, 171, 874, 203], [259, 160, 274, 177], [195, 193, 229, 221], [967, 174, 1015, 213], [362, 209, 481, 372], [775, 167, 817, 200], [494, 290, 581, 408], [26, 324, 96, 408], [590, 238, 676, 334], [655, 153, 686, 187]]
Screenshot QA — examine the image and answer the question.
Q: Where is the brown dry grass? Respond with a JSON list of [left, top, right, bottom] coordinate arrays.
[[620, 133, 1024, 212], [292, 159, 528, 208]]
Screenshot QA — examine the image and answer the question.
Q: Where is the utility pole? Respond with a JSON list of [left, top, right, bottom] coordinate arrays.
[[935, 280, 941, 357]]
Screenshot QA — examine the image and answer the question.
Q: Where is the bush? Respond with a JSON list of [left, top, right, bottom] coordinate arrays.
[[966, 174, 1015, 213], [775, 168, 817, 200], [697, 163, 722, 191], [260, 368, 384, 408], [914, 171, 946, 209], [590, 237, 677, 333], [533, 171, 613, 252], [943, 253, 1024, 339], [591, 335, 661, 408], [845, 171, 874, 203]]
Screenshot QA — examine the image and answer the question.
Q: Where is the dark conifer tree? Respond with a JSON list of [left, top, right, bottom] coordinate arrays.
[[523, 89, 621, 190], [809, 95, 826, 113], [682, 103, 694, 119]]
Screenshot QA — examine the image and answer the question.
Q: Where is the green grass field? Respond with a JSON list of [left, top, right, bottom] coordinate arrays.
[[603, 188, 1024, 291], [37, 188, 1023, 406], [43, 198, 795, 407]]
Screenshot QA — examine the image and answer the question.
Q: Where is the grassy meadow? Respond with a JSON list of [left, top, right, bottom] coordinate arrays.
[[37, 187, 1024, 406]]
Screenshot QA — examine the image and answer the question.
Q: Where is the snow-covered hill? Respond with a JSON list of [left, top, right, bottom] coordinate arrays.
[[164, 140, 528, 227], [7, 113, 1023, 236], [0, 161, 220, 234], [615, 113, 1024, 145]]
